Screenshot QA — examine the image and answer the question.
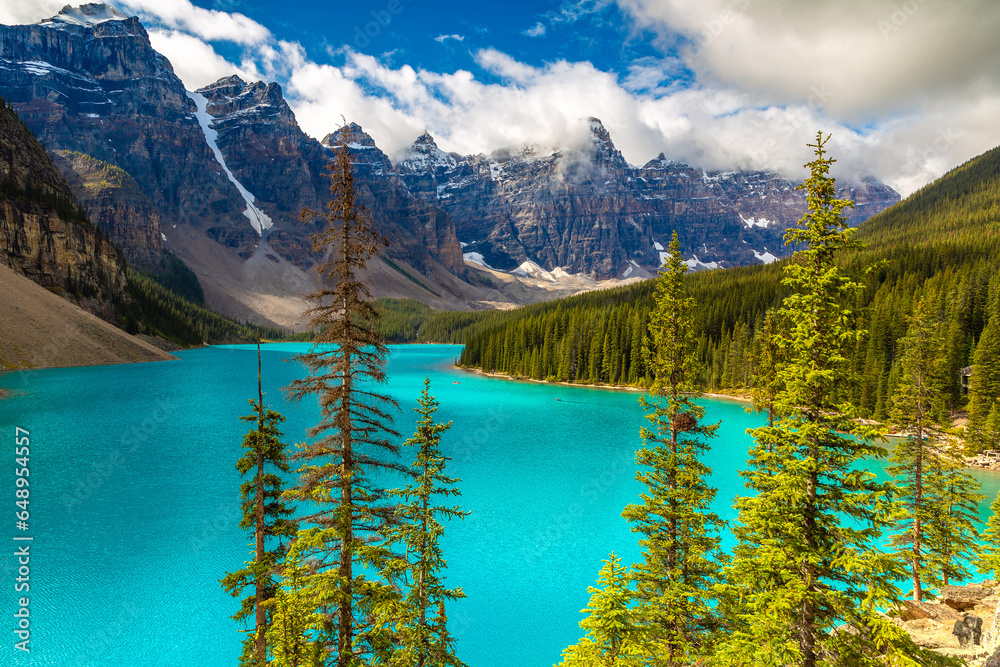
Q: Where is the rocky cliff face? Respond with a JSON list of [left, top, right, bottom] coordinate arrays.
[[50, 149, 163, 268], [393, 118, 902, 279], [193, 78, 467, 278], [0, 94, 126, 320], [0, 4, 248, 239], [0, 4, 902, 315]]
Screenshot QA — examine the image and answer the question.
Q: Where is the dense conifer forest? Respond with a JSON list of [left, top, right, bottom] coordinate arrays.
[[425, 145, 1000, 430]]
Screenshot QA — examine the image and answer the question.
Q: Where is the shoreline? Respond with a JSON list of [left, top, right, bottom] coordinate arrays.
[[455, 365, 754, 403]]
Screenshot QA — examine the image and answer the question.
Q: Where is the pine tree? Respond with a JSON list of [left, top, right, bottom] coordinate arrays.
[[379, 377, 469, 667], [924, 444, 983, 587], [222, 340, 297, 666], [267, 555, 322, 667], [886, 297, 948, 601], [283, 125, 402, 666], [621, 231, 724, 665], [967, 312, 1000, 452], [716, 133, 923, 666], [557, 552, 644, 667], [979, 491, 1000, 580], [748, 309, 784, 428]]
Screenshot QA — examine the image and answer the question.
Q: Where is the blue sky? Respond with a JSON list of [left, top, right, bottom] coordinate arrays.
[[3, 0, 1000, 196], [216, 1, 663, 77]]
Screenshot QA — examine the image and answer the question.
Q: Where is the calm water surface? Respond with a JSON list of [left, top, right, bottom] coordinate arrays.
[[1, 344, 999, 666]]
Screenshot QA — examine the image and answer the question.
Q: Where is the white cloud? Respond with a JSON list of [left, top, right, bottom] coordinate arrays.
[[434, 34, 464, 43], [2, 0, 998, 197], [148, 29, 261, 89], [522, 22, 546, 37], [614, 0, 1000, 119], [0, 0, 67, 25], [117, 0, 270, 45]]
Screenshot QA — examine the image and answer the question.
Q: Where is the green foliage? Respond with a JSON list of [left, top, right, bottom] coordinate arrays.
[[978, 491, 1000, 581], [923, 444, 984, 587], [266, 555, 323, 667], [221, 348, 297, 666], [967, 313, 1000, 451], [145, 250, 206, 305], [378, 377, 468, 667], [716, 134, 913, 666], [556, 553, 645, 667], [621, 232, 725, 664], [120, 270, 282, 345], [885, 297, 951, 601]]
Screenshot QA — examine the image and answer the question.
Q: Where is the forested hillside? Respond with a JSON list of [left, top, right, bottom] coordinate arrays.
[[448, 145, 1000, 424]]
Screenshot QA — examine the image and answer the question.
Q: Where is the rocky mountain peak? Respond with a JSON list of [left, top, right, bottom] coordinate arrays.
[[197, 76, 298, 131], [322, 122, 378, 149], [413, 130, 438, 150], [580, 116, 626, 168], [42, 4, 130, 28], [393, 130, 460, 174]]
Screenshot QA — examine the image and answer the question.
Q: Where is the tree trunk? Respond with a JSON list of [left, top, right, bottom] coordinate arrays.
[[912, 423, 924, 602], [255, 338, 266, 665], [339, 362, 353, 667]]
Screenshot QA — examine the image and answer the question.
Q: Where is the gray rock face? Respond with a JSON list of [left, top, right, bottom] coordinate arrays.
[[0, 6, 466, 283], [0, 93, 126, 321], [392, 120, 901, 279], [0, 6, 248, 238], [952, 615, 983, 647], [0, 4, 901, 297]]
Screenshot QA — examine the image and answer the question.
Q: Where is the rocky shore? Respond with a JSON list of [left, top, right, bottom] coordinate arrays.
[[896, 581, 1000, 664]]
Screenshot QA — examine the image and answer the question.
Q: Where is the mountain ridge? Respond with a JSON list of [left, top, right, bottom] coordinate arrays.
[[0, 4, 900, 322]]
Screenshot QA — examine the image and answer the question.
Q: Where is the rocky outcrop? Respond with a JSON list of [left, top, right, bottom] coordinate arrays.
[[50, 149, 163, 268], [392, 119, 902, 279], [0, 5, 249, 243], [894, 581, 1000, 665], [0, 94, 125, 321]]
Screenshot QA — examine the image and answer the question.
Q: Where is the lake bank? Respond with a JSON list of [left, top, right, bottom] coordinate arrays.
[[455, 365, 755, 405]]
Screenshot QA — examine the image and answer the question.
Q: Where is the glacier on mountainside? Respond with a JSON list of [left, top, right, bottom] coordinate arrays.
[[187, 91, 273, 236]]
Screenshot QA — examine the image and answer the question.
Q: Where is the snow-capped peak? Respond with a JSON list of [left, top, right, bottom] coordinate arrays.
[[43, 4, 129, 27], [393, 131, 460, 173]]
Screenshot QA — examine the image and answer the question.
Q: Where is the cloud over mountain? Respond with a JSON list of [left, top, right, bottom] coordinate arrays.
[[2, 0, 998, 196]]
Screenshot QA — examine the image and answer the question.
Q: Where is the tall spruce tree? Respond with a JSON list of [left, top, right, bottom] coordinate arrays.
[[621, 231, 724, 665], [283, 125, 402, 666], [886, 296, 948, 602], [967, 312, 1000, 452], [979, 491, 1000, 580], [716, 133, 927, 666], [557, 552, 645, 667], [378, 377, 468, 667], [222, 340, 297, 666], [922, 443, 983, 587], [749, 308, 785, 428]]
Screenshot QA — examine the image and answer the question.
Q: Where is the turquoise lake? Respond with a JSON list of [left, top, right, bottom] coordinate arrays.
[[3, 343, 1000, 666]]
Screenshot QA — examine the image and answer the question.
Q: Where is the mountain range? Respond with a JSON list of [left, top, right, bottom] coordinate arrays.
[[0, 4, 901, 329]]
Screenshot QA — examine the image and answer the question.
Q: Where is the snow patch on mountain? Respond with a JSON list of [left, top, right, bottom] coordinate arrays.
[[188, 91, 273, 236], [43, 4, 129, 28], [512, 260, 555, 282], [652, 240, 669, 266], [753, 249, 777, 264], [685, 255, 720, 270], [463, 252, 492, 269], [740, 215, 772, 229]]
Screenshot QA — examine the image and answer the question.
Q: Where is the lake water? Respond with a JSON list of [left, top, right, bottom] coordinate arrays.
[[2, 343, 1000, 666]]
